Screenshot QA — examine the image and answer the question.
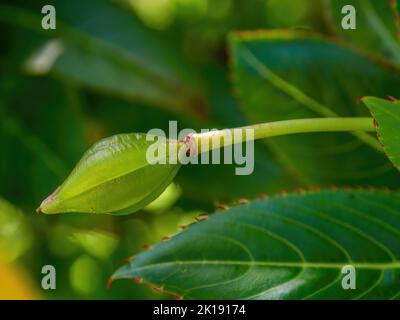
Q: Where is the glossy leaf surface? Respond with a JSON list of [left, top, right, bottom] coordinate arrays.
[[0, 0, 207, 118], [113, 190, 400, 299]]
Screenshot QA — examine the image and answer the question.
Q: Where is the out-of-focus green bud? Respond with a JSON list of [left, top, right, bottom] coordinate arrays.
[[38, 133, 182, 215], [0, 198, 32, 262]]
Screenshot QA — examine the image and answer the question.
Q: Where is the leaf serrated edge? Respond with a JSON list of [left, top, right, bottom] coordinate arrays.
[[107, 276, 183, 300], [110, 187, 396, 298], [362, 97, 400, 172]]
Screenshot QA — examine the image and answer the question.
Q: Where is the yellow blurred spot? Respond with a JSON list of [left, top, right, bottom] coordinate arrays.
[[0, 263, 40, 300]]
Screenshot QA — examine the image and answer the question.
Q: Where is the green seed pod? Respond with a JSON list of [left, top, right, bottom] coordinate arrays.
[[38, 133, 182, 215]]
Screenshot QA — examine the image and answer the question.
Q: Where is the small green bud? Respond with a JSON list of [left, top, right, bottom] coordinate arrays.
[[38, 133, 182, 215]]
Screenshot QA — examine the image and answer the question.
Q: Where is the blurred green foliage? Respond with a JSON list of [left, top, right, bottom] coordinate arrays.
[[0, 0, 398, 299]]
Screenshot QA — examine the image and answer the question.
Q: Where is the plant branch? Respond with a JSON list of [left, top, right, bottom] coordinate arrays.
[[192, 117, 376, 153]]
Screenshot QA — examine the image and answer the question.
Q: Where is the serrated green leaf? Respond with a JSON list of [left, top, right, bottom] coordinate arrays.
[[325, 0, 400, 63], [38, 133, 181, 215], [112, 190, 400, 300], [229, 30, 400, 188], [362, 97, 400, 171]]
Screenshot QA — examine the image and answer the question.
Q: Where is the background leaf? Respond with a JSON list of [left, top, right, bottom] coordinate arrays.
[[113, 190, 400, 300], [229, 30, 400, 188], [0, 75, 87, 206], [0, 0, 208, 119], [325, 0, 400, 63]]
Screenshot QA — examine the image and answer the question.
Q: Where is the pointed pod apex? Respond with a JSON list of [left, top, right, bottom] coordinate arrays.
[[37, 187, 61, 214], [356, 96, 365, 104]]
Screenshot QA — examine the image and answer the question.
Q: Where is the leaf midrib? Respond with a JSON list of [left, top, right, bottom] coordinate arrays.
[[115, 260, 400, 279]]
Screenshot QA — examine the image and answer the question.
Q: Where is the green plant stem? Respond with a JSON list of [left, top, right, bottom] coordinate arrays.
[[192, 117, 376, 153]]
